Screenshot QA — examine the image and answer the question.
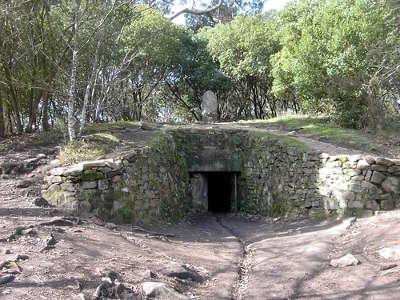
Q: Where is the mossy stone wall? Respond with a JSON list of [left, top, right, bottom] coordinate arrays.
[[42, 128, 400, 223]]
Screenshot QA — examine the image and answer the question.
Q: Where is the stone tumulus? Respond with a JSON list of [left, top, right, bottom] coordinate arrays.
[[42, 128, 400, 224]]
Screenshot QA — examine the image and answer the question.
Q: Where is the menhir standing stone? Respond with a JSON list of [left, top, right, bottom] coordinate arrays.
[[201, 90, 218, 122]]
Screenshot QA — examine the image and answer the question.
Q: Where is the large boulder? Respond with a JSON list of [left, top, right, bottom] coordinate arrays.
[[330, 254, 360, 267], [378, 246, 400, 260], [142, 282, 189, 299]]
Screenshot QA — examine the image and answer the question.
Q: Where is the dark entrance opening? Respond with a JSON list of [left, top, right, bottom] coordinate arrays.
[[206, 172, 238, 213]]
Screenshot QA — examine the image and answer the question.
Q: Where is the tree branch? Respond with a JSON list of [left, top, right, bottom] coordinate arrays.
[[169, 0, 223, 20]]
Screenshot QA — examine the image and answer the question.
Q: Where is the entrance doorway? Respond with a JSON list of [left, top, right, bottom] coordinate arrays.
[[190, 172, 239, 213]]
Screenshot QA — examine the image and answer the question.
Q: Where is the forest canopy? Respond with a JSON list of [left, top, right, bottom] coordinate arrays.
[[0, 0, 399, 140]]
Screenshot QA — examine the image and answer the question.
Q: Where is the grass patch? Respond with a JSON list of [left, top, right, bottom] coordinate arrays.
[[239, 114, 330, 128], [242, 114, 399, 155], [249, 129, 312, 153], [58, 133, 120, 165], [31, 129, 65, 147], [83, 121, 140, 134]]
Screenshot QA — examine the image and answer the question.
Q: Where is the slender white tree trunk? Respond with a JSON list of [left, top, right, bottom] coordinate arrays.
[[79, 0, 109, 135], [67, 0, 80, 141]]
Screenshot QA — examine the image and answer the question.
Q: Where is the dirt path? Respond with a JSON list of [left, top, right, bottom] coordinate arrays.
[[1, 190, 400, 300], [0, 156, 399, 299]]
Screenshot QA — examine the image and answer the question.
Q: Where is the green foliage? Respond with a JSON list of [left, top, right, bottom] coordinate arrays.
[[268, 200, 289, 218], [161, 31, 230, 121], [272, 0, 399, 128], [245, 114, 400, 155], [119, 5, 186, 67], [83, 121, 140, 134], [1, 0, 399, 134], [200, 15, 279, 80], [59, 133, 120, 164], [199, 14, 282, 118]]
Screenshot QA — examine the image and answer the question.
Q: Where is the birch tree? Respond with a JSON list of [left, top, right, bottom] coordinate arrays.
[[67, 0, 80, 141]]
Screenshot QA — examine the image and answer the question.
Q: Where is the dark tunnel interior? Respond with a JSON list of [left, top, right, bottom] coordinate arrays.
[[206, 172, 235, 213]]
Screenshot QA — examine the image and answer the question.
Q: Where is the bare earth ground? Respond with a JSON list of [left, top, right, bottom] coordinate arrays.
[[1, 124, 400, 299]]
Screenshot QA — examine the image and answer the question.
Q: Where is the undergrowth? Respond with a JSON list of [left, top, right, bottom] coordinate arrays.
[[58, 133, 120, 165]]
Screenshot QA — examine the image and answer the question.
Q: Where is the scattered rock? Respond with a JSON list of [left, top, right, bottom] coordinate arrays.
[[3, 249, 11, 255], [39, 216, 81, 227], [114, 281, 136, 300], [380, 263, 398, 271], [21, 228, 37, 236], [140, 121, 156, 131], [131, 226, 175, 238], [16, 179, 33, 189], [139, 269, 157, 281], [105, 222, 117, 230], [93, 270, 136, 300], [345, 217, 357, 230], [94, 280, 112, 299], [380, 265, 400, 276], [0, 225, 33, 242], [14, 255, 29, 262], [378, 246, 400, 260], [142, 282, 189, 299], [96, 268, 121, 282], [21, 186, 35, 197], [0, 261, 21, 274], [330, 254, 360, 267], [50, 159, 61, 166], [32, 197, 50, 207], [0, 275, 15, 285], [54, 227, 66, 233], [1, 288, 12, 295], [41, 233, 57, 251], [164, 262, 204, 282]]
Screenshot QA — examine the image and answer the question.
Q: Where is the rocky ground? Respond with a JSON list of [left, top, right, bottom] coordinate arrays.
[[1, 124, 400, 299], [1, 174, 400, 299]]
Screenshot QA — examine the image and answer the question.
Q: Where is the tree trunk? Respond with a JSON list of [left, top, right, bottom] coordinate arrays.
[[27, 63, 39, 132], [3, 66, 23, 133], [366, 77, 383, 130], [79, 0, 109, 135], [41, 69, 56, 132], [42, 92, 50, 131], [2, 96, 11, 136], [67, 0, 80, 141], [0, 93, 4, 137], [27, 92, 38, 133]]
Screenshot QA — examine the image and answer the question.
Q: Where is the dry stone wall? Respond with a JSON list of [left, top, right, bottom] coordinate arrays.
[[42, 128, 400, 223], [42, 132, 190, 224], [242, 134, 400, 217]]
